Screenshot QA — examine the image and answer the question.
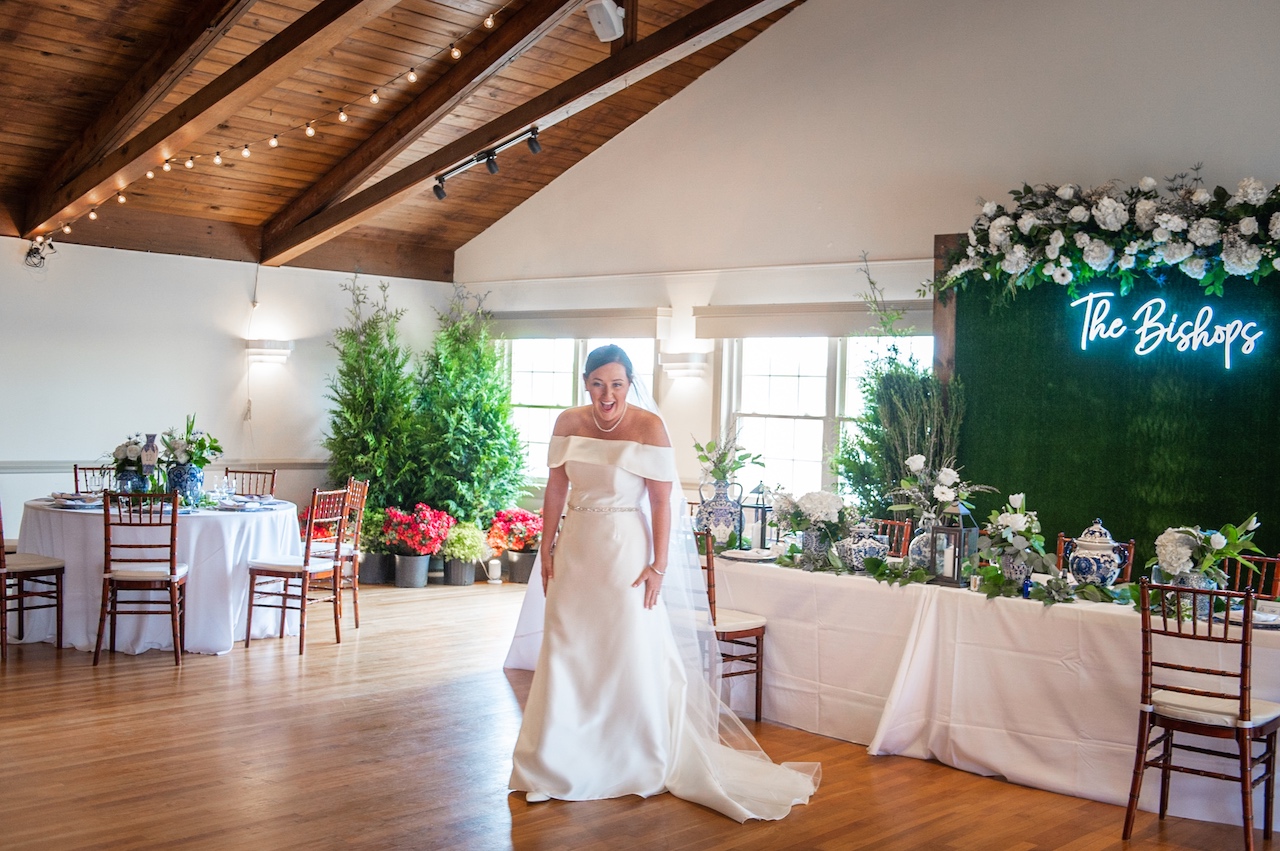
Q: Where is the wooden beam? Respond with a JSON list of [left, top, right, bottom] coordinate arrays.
[[41, 0, 256, 191], [262, 0, 797, 266], [933, 233, 963, 386], [286, 232, 454, 281], [263, 0, 582, 245], [21, 0, 404, 240]]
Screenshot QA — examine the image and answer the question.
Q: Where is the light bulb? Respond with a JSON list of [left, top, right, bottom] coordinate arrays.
[[88, 209, 98, 220], [145, 169, 155, 179], [214, 151, 222, 165], [369, 89, 380, 104], [407, 68, 418, 83], [185, 156, 194, 168], [62, 223, 71, 234], [484, 13, 495, 28], [450, 44, 462, 60], [162, 159, 172, 172], [338, 108, 348, 122], [270, 134, 280, 146], [242, 145, 251, 158], [117, 192, 126, 204], [34, 234, 44, 244]]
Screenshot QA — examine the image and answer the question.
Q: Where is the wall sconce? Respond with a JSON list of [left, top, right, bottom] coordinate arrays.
[[245, 339, 294, 364], [659, 351, 709, 379]]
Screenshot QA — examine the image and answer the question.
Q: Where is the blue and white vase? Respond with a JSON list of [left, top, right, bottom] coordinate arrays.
[[1155, 566, 1217, 620], [1067, 518, 1124, 586], [836, 523, 889, 572], [800, 529, 829, 568], [695, 479, 744, 547], [1000, 552, 1032, 585], [907, 513, 949, 575], [167, 463, 204, 506], [116, 468, 147, 493]]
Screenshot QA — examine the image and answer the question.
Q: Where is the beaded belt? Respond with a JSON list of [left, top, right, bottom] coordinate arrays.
[[569, 504, 640, 513]]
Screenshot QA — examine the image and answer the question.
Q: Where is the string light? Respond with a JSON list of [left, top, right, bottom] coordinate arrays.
[[185, 156, 194, 168], [270, 134, 280, 146], [88, 208, 98, 220], [214, 152, 222, 165], [369, 89, 380, 104], [407, 68, 418, 83], [145, 169, 155, 179], [162, 159, 172, 172], [116, 191, 126, 204], [338, 108, 348, 122], [305, 122, 315, 137], [450, 43, 462, 60], [61, 223, 71, 234], [484, 13, 496, 28], [242, 145, 251, 158]]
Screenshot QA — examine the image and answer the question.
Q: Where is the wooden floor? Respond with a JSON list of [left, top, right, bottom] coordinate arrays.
[[0, 583, 1263, 850]]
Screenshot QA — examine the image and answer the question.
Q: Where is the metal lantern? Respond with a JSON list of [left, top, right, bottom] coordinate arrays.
[[932, 503, 978, 587], [746, 483, 772, 550]]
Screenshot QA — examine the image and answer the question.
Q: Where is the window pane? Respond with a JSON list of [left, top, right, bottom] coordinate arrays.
[[736, 415, 824, 496], [740, 337, 827, 417], [510, 406, 560, 481], [844, 336, 934, 419], [510, 338, 575, 406]]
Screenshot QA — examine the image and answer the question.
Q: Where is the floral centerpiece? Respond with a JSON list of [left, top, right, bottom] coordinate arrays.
[[772, 490, 859, 570], [486, 508, 543, 555], [110, 434, 145, 476], [974, 493, 1056, 585], [1147, 514, 1263, 588], [889, 454, 992, 520], [693, 429, 763, 546], [693, 430, 763, 482], [939, 169, 1280, 300], [382, 504, 456, 556]]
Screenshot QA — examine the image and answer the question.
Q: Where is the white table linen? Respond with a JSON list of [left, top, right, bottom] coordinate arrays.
[[15, 499, 302, 655], [716, 561, 1280, 826]]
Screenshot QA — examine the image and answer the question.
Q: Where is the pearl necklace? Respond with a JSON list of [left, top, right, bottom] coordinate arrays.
[[592, 401, 628, 433]]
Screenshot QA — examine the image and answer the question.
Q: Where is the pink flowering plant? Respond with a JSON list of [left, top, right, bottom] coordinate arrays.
[[486, 508, 543, 555], [382, 504, 456, 556]]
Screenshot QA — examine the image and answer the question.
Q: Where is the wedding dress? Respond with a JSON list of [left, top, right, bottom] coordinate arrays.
[[508, 435, 819, 822]]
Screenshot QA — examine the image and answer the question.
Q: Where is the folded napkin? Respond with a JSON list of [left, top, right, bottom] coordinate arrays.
[[51, 491, 101, 503], [219, 500, 263, 511]]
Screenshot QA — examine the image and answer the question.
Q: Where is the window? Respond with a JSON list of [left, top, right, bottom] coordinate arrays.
[[507, 338, 656, 479], [730, 335, 933, 496]]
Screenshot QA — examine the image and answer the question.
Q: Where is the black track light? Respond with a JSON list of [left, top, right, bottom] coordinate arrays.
[[527, 130, 542, 154], [485, 154, 499, 175], [433, 179, 447, 200]]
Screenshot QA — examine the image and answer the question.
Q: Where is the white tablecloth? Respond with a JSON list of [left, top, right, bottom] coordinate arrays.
[[716, 561, 1280, 826], [14, 499, 302, 655]]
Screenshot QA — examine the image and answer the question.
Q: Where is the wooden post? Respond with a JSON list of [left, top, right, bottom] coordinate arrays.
[[932, 233, 964, 387]]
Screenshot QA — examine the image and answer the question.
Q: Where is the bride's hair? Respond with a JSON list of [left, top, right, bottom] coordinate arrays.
[[583, 344, 634, 382]]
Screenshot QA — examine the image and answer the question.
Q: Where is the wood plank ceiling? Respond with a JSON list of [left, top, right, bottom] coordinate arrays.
[[0, 0, 804, 281]]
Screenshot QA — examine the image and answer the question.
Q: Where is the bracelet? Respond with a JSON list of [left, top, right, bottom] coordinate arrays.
[[652, 566, 666, 575]]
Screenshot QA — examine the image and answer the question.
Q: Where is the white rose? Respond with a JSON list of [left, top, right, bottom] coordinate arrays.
[[1156, 213, 1187, 232], [1139, 176, 1157, 192], [1068, 205, 1089, 222], [1239, 216, 1259, 236], [1074, 231, 1091, 248], [113, 446, 126, 460], [1048, 229, 1065, 250], [988, 215, 1015, 249], [1017, 213, 1040, 235], [1209, 532, 1227, 551], [906, 454, 926, 474], [982, 201, 999, 217], [1117, 254, 1136, 270], [936, 467, 960, 486], [1179, 257, 1208, 280], [1005, 513, 1030, 533], [1008, 492, 1025, 509], [125, 444, 142, 460], [1056, 184, 1075, 200], [1052, 265, 1074, 285], [1045, 244, 1060, 260], [1092, 197, 1130, 231], [933, 485, 957, 504], [1191, 188, 1212, 205], [1152, 227, 1171, 244]]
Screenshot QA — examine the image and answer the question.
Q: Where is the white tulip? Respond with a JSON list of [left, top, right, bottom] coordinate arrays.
[[1209, 532, 1227, 550], [1247, 517, 1261, 532], [1008, 492, 1025, 509], [936, 467, 960, 486]]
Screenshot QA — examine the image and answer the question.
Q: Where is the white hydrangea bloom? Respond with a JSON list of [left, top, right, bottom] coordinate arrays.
[[1134, 199, 1159, 231], [1152, 227, 1171, 244], [1139, 176, 1158, 192], [988, 215, 1015, 249], [798, 491, 843, 524], [1082, 238, 1115, 271], [1269, 213, 1280, 241], [1092, 197, 1130, 231], [1117, 254, 1136, 270], [1155, 213, 1187, 232], [1074, 231, 1091, 248], [1222, 235, 1263, 275], [1000, 244, 1030, 275], [1179, 257, 1208, 280], [1232, 177, 1269, 206], [1154, 529, 1195, 576], [1017, 213, 1039, 235], [1158, 241, 1193, 265], [982, 201, 999, 217], [1187, 218, 1222, 246]]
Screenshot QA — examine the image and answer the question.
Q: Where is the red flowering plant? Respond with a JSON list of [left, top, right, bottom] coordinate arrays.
[[486, 508, 543, 556], [382, 504, 456, 556], [298, 506, 335, 541]]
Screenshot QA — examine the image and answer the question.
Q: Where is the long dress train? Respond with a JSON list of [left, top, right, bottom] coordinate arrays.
[[509, 435, 819, 822]]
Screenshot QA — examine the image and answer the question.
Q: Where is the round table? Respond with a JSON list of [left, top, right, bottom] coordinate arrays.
[[14, 498, 302, 655]]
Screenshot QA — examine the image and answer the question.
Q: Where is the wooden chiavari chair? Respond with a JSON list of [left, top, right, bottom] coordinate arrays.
[[1, 505, 65, 662], [872, 518, 913, 558], [223, 468, 277, 497], [94, 492, 187, 666], [245, 488, 344, 655], [313, 478, 368, 628], [698, 530, 767, 722], [1123, 579, 1280, 850], [1224, 555, 1280, 599], [73, 464, 116, 493]]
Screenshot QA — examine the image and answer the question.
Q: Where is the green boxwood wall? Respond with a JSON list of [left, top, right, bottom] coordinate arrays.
[[954, 279, 1278, 567]]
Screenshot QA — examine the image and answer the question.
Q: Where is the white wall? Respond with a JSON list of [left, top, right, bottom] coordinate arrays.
[[0, 236, 449, 524], [455, 0, 1280, 482]]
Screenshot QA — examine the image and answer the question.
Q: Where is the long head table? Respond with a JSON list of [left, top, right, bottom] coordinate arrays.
[[714, 560, 1280, 827], [14, 498, 302, 655]]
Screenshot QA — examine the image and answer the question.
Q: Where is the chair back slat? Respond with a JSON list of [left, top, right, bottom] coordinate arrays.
[[344, 478, 369, 548], [102, 492, 181, 576], [302, 489, 348, 565], [223, 468, 277, 497], [74, 465, 117, 494], [1138, 578, 1254, 721], [696, 530, 717, 623], [872, 518, 913, 558], [1224, 554, 1280, 598]]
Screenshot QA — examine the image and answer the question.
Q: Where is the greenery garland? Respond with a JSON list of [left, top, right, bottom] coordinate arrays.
[[938, 167, 1280, 301]]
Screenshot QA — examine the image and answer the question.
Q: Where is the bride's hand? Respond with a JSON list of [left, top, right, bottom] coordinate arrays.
[[541, 553, 554, 593], [631, 565, 665, 609]]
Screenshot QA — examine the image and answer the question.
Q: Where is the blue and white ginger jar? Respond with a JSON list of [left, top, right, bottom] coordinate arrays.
[[1067, 518, 1123, 586], [836, 523, 889, 572], [695, 479, 744, 546]]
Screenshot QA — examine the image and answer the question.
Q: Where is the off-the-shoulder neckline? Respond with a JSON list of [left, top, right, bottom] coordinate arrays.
[[551, 434, 672, 451]]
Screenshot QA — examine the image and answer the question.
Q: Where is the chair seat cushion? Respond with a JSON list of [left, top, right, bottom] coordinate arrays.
[[1153, 688, 1280, 728], [715, 607, 767, 633], [249, 555, 334, 574], [3, 538, 17, 554], [3, 553, 65, 573], [310, 542, 359, 558], [107, 563, 189, 582]]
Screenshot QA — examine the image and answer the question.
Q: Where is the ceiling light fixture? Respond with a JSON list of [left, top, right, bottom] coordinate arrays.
[[242, 145, 251, 158], [428, 126, 544, 200], [407, 67, 418, 83], [270, 134, 280, 146], [88, 208, 98, 220], [338, 108, 348, 122], [484, 13, 496, 28], [485, 154, 499, 175], [369, 89, 380, 104], [145, 169, 155, 179], [61, 222, 71, 234], [527, 127, 542, 154], [24, 235, 56, 268], [433, 178, 447, 200], [450, 43, 462, 60], [185, 156, 195, 168], [116, 191, 126, 203], [214, 151, 223, 165]]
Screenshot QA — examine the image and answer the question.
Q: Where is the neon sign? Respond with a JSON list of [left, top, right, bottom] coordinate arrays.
[[1069, 292, 1264, 369]]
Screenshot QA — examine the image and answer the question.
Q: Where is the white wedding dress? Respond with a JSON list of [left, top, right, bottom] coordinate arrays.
[[508, 435, 819, 822]]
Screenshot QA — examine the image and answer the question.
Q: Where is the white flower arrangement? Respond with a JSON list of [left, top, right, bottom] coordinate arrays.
[[109, 434, 145, 473], [772, 489, 859, 570], [940, 168, 1280, 300], [1147, 514, 1263, 585], [889, 455, 994, 520], [976, 493, 1056, 574]]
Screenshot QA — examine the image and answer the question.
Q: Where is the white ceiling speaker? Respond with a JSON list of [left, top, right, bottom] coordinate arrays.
[[585, 0, 625, 42]]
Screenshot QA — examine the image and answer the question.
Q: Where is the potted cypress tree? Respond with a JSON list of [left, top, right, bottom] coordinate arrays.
[[413, 286, 526, 525], [440, 524, 486, 586]]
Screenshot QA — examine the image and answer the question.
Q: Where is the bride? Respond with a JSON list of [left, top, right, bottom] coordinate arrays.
[[508, 345, 819, 821]]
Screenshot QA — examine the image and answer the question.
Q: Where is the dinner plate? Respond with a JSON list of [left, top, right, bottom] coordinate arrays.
[[1228, 609, 1280, 625], [717, 548, 778, 562], [51, 501, 100, 510]]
